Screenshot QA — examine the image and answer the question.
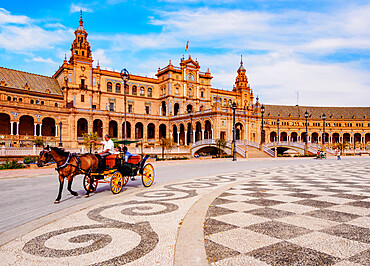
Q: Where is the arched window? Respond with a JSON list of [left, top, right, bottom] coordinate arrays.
[[140, 87, 145, 96], [41, 101, 44, 105], [7, 96, 11, 101], [107, 82, 112, 92], [175, 87, 179, 95], [174, 103, 180, 115], [30, 99, 34, 104], [13, 96, 17, 101], [132, 85, 137, 95], [148, 87, 152, 97], [223, 99, 226, 106], [115, 83, 121, 93], [228, 99, 232, 106]]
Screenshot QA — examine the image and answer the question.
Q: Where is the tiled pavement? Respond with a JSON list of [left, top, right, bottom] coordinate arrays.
[[205, 163, 370, 265], [0, 159, 369, 265]]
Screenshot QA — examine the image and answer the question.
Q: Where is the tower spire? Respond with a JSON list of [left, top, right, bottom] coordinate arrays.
[[241, 54, 243, 65], [79, 10, 83, 26]]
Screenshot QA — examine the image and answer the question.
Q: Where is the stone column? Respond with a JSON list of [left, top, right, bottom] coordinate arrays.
[[34, 124, 37, 136], [16, 122, 19, 135], [55, 125, 58, 137], [185, 131, 187, 145], [10, 122, 14, 135], [39, 124, 42, 136], [211, 129, 213, 139], [193, 130, 195, 143], [201, 129, 205, 140], [177, 132, 180, 146]]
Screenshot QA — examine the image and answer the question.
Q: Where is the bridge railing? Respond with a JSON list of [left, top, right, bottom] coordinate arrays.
[[246, 140, 260, 149], [191, 139, 216, 148], [263, 146, 275, 157]]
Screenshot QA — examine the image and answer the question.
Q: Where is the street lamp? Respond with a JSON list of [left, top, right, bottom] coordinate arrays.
[[188, 107, 193, 145], [322, 113, 326, 145], [277, 118, 280, 144], [120, 69, 130, 141], [232, 102, 237, 161], [260, 105, 265, 144], [304, 110, 309, 155], [58, 121, 63, 147], [304, 110, 309, 144]]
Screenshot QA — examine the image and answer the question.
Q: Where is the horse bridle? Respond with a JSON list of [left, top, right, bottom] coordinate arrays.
[[38, 147, 51, 166]]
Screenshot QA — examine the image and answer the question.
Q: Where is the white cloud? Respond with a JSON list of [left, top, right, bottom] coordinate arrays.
[[0, 8, 29, 25], [0, 9, 73, 52], [0, 24, 73, 52], [31, 57, 58, 65], [70, 3, 94, 13], [92, 49, 112, 67]]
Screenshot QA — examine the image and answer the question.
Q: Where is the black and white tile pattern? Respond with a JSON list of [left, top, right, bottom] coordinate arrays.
[[205, 162, 370, 265]]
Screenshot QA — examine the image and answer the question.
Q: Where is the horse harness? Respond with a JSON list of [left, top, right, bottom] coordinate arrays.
[[55, 152, 85, 175]]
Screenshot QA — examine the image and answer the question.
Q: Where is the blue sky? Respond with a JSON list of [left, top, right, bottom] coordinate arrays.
[[1, 0, 369, 106]]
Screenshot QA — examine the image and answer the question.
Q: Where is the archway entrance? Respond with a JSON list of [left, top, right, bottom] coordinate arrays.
[[20, 115, 34, 135], [93, 119, 103, 137]]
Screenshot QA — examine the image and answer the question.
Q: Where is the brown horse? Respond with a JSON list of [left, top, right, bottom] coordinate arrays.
[[37, 146, 99, 203]]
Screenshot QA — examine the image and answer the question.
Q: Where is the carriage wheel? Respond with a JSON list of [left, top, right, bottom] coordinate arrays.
[[110, 171, 124, 194], [142, 163, 154, 187], [122, 175, 129, 186], [83, 174, 98, 192]]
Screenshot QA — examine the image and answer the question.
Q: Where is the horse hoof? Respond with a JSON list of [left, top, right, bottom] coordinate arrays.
[[54, 200, 60, 204], [75, 193, 79, 196], [84, 195, 89, 198]]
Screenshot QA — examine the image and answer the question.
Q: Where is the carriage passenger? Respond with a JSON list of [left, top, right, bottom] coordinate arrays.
[[122, 146, 133, 162], [90, 134, 115, 159]]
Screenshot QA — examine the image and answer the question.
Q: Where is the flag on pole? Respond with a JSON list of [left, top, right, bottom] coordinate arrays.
[[185, 40, 189, 51]]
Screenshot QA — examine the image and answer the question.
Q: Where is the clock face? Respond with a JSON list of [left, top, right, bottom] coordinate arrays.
[[186, 73, 195, 82]]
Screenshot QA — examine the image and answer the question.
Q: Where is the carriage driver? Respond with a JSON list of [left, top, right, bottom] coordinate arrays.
[[90, 134, 115, 159]]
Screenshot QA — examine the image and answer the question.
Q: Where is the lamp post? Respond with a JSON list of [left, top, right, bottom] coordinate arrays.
[[322, 113, 326, 145], [304, 110, 309, 155], [188, 108, 193, 145], [260, 105, 265, 144], [277, 118, 280, 144], [232, 102, 237, 161], [58, 122, 63, 147], [120, 69, 130, 141]]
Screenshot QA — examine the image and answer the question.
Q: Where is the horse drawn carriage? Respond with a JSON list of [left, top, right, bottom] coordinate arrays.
[[84, 145, 154, 194], [37, 140, 155, 203]]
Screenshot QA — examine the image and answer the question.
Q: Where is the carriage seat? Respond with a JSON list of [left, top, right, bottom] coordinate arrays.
[[127, 155, 141, 164], [106, 154, 118, 169]]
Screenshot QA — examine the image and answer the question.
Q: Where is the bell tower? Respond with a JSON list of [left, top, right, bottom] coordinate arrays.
[[234, 56, 248, 92], [234, 56, 254, 109], [69, 11, 93, 66]]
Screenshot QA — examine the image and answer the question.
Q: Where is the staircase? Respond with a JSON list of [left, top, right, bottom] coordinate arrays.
[[247, 146, 272, 158]]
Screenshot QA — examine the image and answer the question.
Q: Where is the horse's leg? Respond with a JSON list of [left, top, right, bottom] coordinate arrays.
[[55, 175, 64, 204], [67, 175, 78, 197], [85, 170, 94, 197]]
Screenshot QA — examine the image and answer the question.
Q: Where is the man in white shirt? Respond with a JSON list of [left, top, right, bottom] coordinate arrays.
[[90, 134, 115, 159]]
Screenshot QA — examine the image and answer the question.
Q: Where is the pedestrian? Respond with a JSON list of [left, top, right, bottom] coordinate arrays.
[[336, 149, 341, 160]]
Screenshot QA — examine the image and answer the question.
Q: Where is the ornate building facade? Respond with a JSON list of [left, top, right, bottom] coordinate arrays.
[[0, 14, 369, 154]]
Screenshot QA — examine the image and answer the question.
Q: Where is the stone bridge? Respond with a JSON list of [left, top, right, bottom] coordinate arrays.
[[191, 140, 275, 158], [191, 140, 337, 158], [264, 141, 337, 155]]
